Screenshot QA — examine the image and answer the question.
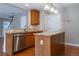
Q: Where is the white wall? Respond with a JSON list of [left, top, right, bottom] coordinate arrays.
[[47, 14, 62, 31], [40, 11, 46, 30], [20, 11, 28, 29], [62, 5, 79, 45], [20, 16, 27, 29], [10, 15, 21, 29], [40, 11, 62, 31]]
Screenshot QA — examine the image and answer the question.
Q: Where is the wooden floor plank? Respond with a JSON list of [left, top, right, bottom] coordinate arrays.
[[14, 46, 35, 56], [65, 45, 79, 56]]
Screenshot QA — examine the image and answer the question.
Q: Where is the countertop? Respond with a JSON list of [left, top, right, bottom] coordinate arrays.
[[34, 31, 64, 36], [6, 29, 64, 36], [6, 29, 43, 34]]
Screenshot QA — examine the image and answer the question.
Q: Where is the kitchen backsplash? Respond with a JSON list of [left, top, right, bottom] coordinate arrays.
[[7, 25, 45, 33], [27, 25, 45, 31]]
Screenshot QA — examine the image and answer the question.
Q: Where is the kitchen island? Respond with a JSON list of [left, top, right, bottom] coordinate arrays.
[[35, 31, 65, 56]]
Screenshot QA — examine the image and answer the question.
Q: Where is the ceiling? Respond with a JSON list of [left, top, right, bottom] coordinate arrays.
[[0, 3, 26, 18], [9, 3, 79, 10], [61, 3, 79, 8], [9, 3, 79, 12], [9, 3, 46, 11], [0, 3, 79, 18]]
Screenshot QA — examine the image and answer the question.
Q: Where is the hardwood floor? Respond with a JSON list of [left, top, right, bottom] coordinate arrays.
[[0, 38, 35, 56], [13, 45, 79, 56], [1, 38, 79, 56], [14, 46, 35, 56], [65, 44, 79, 56], [13, 44, 79, 56]]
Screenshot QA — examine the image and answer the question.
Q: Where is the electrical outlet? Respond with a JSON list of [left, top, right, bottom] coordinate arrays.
[[40, 40, 43, 45]]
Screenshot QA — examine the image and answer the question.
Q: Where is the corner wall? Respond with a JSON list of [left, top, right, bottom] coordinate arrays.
[[62, 5, 79, 45]]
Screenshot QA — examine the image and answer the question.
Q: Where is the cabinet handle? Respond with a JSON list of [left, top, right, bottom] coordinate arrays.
[[40, 40, 43, 45]]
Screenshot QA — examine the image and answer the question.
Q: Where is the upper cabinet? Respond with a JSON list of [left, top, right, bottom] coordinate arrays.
[[30, 10, 40, 25]]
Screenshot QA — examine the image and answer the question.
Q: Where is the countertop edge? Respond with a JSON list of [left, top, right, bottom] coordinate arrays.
[[34, 31, 65, 36]]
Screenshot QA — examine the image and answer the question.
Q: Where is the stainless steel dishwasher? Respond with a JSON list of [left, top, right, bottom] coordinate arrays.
[[13, 33, 26, 53]]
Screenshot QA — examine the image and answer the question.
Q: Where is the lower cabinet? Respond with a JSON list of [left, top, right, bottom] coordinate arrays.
[[6, 31, 43, 56], [25, 31, 43, 48], [6, 33, 13, 56], [25, 32, 35, 48], [35, 32, 65, 56], [6, 33, 26, 55]]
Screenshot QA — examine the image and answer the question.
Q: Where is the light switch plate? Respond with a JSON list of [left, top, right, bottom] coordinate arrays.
[[40, 40, 43, 45]]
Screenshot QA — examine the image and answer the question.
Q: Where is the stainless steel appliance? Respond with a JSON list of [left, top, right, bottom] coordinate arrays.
[[13, 33, 26, 53]]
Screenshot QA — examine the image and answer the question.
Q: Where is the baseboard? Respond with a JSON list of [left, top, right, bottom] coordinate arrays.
[[65, 43, 79, 47]]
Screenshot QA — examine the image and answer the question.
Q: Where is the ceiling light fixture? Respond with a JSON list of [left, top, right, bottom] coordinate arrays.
[[54, 9, 58, 14], [50, 7, 55, 13], [44, 3, 58, 14], [44, 4, 50, 11]]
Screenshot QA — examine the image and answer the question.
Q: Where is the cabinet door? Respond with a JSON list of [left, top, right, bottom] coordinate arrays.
[[43, 36, 51, 56], [26, 35, 32, 47], [58, 33, 65, 55], [6, 34, 13, 55], [31, 10, 40, 25], [25, 32, 35, 48], [35, 35, 45, 56], [51, 35, 59, 56], [51, 33, 65, 56]]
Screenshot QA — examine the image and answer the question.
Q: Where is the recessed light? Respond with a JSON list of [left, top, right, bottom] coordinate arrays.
[[25, 4, 29, 7]]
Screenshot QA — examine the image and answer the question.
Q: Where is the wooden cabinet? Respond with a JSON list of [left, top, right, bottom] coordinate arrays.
[[51, 33, 65, 56], [25, 32, 35, 48], [6, 33, 13, 56], [35, 32, 65, 56], [6, 33, 26, 55], [6, 31, 43, 55], [25, 31, 43, 48], [35, 36, 50, 56], [30, 10, 40, 25]]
